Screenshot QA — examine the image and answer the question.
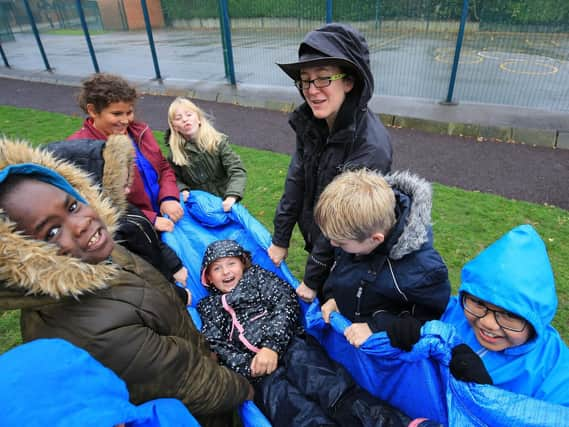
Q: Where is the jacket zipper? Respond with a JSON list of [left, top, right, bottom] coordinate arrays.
[[355, 281, 366, 320]]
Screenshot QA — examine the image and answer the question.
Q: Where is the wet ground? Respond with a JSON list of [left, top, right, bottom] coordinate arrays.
[[1, 77, 568, 210]]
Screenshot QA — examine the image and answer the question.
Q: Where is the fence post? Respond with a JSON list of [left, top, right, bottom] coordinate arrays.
[[140, 0, 162, 80], [442, 0, 469, 105], [22, 0, 52, 72], [326, 0, 333, 23], [218, 0, 236, 85], [76, 0, 99, 73], [0, 43, 10, 67], [375, 0, 381, 30]]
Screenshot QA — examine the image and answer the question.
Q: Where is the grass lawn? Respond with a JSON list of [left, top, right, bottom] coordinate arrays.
[[1, 105, 568, 353]]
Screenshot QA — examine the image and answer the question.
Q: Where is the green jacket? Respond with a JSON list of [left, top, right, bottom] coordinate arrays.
[[169, 137, 247, 200], [0, 139, 250, 426]]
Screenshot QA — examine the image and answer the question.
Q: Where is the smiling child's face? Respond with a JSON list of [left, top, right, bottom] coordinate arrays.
[[1, 179, 114, 264], [206, 256, 245, 293]]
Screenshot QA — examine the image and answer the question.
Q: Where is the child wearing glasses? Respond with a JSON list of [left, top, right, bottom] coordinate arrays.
[[165, 97, 247, 212], [269, 23, 393, 303], [440, 224, 569, 406]]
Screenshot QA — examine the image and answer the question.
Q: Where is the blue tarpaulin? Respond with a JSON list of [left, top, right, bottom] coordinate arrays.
[[163, 191, 569, 427]]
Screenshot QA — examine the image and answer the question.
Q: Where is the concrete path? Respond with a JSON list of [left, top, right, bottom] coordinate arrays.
[[0, 76, 568, 210]]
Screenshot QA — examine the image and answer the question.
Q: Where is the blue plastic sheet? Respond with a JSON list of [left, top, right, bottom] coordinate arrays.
[[163, 191, 569, 427]]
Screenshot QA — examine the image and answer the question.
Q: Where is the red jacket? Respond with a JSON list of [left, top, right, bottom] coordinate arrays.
[[68, 118, 179, 223]]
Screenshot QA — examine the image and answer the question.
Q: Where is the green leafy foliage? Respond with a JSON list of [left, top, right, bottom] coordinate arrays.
[[159, 0, 569, 26]]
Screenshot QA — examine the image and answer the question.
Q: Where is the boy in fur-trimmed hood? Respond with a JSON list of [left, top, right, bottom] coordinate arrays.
[[0, 138, 251, 427], [315, 169, 451, 351]]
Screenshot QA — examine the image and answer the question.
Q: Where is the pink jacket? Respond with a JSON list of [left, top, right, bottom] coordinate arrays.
[[68, 118, 179, 223]]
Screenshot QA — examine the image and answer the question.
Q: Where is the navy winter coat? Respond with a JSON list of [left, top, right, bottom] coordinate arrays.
[[323, 171, 451, 331]]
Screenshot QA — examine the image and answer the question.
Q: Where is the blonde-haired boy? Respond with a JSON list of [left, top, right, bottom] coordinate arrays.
[[315, 169, 451, 351]]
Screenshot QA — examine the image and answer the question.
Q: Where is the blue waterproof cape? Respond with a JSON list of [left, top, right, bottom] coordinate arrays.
[[163, 191, 569, 426], [0, 338, 199, 427]]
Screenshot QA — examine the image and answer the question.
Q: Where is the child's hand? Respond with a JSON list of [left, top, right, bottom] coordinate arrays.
[[268, 244, 288, 266], [450, 344, 493, 385], [250, 347, 278, 377], [155, 217, 175, 232], [173, 266, 188, 287], [222, 196, 238, 212], [386, 314, 422, 352], [321, 298, 339, 323], [296, 281, 317, 303], [181, 190, 190, 202], [160, 200, 184, 223], [344, 323, 372, 348]]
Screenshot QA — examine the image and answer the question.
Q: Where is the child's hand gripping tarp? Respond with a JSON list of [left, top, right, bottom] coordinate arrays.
[[306, 307, 569, 427], [164, 191, 569, 427]]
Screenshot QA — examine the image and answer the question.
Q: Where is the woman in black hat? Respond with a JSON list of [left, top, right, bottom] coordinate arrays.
[[268, 23, 393, 303]]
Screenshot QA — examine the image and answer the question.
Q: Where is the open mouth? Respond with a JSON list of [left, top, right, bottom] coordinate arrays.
[[478, 327, 502, 343], [87, 229, 103, 250]]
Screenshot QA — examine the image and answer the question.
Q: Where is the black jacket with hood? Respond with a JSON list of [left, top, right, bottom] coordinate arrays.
[[272, 23, 393, 293], [0, 138, 250, 426]]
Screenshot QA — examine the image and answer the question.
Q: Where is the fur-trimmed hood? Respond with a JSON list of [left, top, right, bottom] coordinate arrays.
[[0, 138, 121, 301], [384, 170, 433, 260], [44, 135, 134, 215]]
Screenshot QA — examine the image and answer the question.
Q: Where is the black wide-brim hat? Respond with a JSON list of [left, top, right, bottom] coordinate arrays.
[[277, 50, 359, 83]]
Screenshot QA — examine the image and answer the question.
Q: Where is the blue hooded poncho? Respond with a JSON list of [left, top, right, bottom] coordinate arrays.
[[0, 338, 199, 427], [442, 224, 569, 406]]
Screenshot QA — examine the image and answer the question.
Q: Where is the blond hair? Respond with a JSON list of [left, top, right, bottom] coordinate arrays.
[[167, 97, 225, 166], [315, 169, 396, 241]]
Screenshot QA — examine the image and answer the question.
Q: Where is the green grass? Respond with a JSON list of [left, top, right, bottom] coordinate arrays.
[[1, 105, 568, 353]]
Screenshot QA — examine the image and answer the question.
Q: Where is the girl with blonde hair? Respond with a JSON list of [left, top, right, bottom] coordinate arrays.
[[166, 97, 247, 212]]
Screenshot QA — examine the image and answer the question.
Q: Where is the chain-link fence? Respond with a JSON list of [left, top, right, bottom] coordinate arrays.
[[1, 0, 568, 112]]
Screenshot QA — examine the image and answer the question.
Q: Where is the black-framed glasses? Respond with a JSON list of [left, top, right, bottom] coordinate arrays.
[[462, 293, 527, 332], [295, 73, 347, 90]]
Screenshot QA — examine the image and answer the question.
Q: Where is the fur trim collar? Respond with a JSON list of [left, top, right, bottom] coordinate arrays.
[[0, 138, 119, 299], [385, 170, 433, 260], [101, 135, 134, 214]]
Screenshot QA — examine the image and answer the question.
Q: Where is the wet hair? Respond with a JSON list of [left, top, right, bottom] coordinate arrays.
[[77, 73, 138, 114], [315, 169, 396, 242], [167, 97, 225, 166]]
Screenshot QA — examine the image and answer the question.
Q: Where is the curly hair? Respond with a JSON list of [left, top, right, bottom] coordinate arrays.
[[77, 73, 138, 114]]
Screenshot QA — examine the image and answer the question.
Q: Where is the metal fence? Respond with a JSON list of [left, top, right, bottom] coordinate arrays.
[[1, 0, 568, 112]]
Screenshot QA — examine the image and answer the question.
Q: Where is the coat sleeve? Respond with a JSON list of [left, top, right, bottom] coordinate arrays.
[[302, 231, 335, 293], [272, 137, 305, 248], [159, 240, 184, 277], [219, 139, 247, 200], [255, 269, 300, 355], [127, 324, 250, 416], [369, 266, 451, 332], [78, 306, 250, 417]]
